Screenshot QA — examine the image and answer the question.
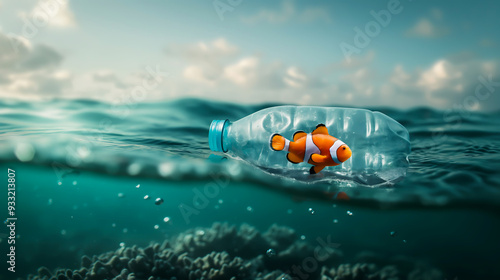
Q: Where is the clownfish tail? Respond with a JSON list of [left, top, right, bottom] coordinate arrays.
[[270, 134, 289, 151]]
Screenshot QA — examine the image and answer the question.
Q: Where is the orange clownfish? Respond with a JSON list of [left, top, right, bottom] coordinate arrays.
[[270, 124, 352, 174]]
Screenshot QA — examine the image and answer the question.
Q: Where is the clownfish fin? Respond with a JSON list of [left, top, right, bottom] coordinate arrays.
[[310, 153, 328, 164], [286, 153, 302, 164], [271, 134, 286, 151], [312, 124, 329, 135], [310, 165, 325, 174], [293, 131, 307, 141]]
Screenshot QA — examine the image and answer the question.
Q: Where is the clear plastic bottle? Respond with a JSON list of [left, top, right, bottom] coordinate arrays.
[[209, 106, 411, 186]]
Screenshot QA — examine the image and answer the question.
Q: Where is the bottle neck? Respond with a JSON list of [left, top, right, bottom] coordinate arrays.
[[209, 119, 230, 152]]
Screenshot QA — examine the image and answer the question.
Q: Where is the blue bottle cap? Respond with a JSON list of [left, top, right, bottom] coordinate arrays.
[[209, 119, 228, 152]]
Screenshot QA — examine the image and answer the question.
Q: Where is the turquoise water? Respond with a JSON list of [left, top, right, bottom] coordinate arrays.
[[1, 98, 500, 279]]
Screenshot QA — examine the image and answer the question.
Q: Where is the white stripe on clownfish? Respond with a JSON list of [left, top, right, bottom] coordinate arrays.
[[304, 133, 320, 162], [283, 139, 290, 151], [329, 140, 345, 164]]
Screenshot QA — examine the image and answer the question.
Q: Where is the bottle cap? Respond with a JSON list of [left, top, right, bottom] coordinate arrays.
[[209, 119, 228, 152]]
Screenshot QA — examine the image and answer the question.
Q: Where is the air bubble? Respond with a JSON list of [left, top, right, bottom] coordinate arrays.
[[155, 198, 164, 205], [266, 248, 276, 257]]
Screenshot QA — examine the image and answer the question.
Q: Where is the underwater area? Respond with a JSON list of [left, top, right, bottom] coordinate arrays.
[[1, 98, 499, 280]]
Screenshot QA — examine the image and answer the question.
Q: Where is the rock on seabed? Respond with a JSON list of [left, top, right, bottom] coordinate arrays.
[[24, 222, 443, 280]]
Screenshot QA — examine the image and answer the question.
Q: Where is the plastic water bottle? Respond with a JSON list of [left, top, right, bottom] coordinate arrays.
[[209, 106, 410, 186]]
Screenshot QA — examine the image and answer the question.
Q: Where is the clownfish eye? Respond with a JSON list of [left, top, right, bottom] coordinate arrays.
[[343, 147, 346, 150]]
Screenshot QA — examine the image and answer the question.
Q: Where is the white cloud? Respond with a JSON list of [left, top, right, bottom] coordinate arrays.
[[284, 66, 307, 88], [165, 38, 238, 62], [93, 70, 128, 89], [405, 9, 448, 38], [163, 38, 500, 111], [223, 57, 260, 86], [3, 34, 498, 112], [382, 58, 500, 110], [183, 65, 214, 85], [326, 51, 375, 71], [406, 18, 448, 38], [28, 0, 76, 28], [241, 0, 331, 24], [418, 60, 462, 92]]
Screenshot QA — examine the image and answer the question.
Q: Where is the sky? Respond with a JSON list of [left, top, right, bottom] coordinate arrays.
[[0, 0, 499, 111]]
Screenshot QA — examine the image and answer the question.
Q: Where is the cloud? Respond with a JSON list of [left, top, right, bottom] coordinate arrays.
[[223, 56, 286, 89], [164, 38, 333, 104], [4, 33, 497, 112], [322, 57, 500, 111], [18, 44, 63, 71], [181, 54, 288, 90], [241, 0, 331, 24], [166, 38, 290, 90], [165, 38, 238, 62], [0, 31, 71, 98], [163, 38, 500, 111], [405, 9, 448, 38], [0, 33, 63, 73], [326, 51, 375, 72], [27, 0, 76, 28], [405, 18, 448, 38], [284, 67, 307, 88], [93, 70, 128, 89], [381, 58, 500, 110]]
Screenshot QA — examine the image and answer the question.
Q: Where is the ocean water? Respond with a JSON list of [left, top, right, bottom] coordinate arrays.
[[1, 98, 500, 279]]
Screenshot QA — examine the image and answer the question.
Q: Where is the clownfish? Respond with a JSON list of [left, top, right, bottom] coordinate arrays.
[[270, 124, 352, 174]]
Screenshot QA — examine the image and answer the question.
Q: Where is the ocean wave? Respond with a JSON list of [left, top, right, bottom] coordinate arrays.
[[1, 98, 500, 210]]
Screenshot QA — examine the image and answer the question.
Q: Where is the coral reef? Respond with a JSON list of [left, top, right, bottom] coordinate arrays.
[[23, 222, 442, 280]]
